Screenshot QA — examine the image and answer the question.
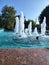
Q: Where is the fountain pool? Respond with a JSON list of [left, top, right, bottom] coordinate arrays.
[[0, 11, 48, 48], [0, 30, 49, 48]]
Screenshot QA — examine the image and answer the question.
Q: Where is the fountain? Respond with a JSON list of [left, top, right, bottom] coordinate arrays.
[[32, 17, 46, 38], [14, 11, 47, 39], [25, 28, 28, 35], [0, 9, 49, 48], [14, 11, 27, 38], [14, 17, 19, 34], [32, 27, 39, 36], [14, 11, 40, 38], [19, 11, 24, 36], [28, 22, 32, 36], [41, 17, 46, 36], [19, 11, 27, 38]]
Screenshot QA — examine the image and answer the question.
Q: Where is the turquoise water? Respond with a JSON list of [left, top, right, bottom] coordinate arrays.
[[0, 30, 49, 48]]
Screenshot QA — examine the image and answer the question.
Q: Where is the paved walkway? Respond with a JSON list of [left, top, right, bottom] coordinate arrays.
[[0, 49, 49, 65]]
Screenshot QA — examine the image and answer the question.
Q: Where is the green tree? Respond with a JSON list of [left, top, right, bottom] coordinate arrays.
[[39, 5, 49, 30], [1, 5, 16, 31], [0, 16, 3, 29]]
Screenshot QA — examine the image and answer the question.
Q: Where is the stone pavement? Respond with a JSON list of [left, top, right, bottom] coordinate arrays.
[[0, 49, 49, 65]]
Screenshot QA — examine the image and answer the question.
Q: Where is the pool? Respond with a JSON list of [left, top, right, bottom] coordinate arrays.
[[0, 30, 49, 48]]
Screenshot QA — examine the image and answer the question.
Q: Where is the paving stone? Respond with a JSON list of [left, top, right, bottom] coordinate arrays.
[[0, 49, 49, 65]]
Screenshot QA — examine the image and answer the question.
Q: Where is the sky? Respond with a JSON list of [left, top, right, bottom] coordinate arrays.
[[0, 0, 49, 20]]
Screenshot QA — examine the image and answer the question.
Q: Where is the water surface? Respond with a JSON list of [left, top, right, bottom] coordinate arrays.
[[0, 30, 49, 48]]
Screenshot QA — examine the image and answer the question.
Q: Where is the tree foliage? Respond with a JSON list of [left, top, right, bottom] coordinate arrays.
[[39, 5, 49, 30], [0, 5, 36, 31], [24, 19, 36, 31], [1, 5, 16, 30]]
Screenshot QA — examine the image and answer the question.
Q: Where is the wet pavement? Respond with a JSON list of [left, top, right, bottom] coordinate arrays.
[[0, 49, 49, 65]]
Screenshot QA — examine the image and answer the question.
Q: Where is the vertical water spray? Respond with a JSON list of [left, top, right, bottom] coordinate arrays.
[[19, 11, 24, 35], [14, 17, 19, 34], [33, 27, 39, 36], [41, 17, 46, 35], [28, 22, 32, 35], [19, 11, 27, 38]]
